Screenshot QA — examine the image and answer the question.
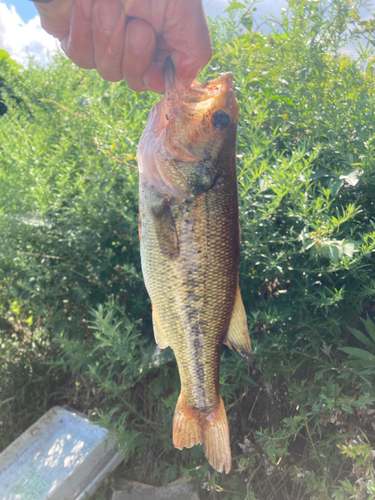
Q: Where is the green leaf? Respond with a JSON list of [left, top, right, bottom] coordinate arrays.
[[339, 347, 375, 362], [341, 403, 353, 414], [360, 314, 375, 344], [348, 327, 375, 349], [329, 245, 340, 263], [331, 180, 344, 197], [353, 394, 375, 406], [240, 14, 253, 31], [225, 2, 246, 12], [310, 169, 327, 180]]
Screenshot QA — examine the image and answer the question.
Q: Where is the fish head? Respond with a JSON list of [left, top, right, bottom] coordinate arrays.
[[137, 58, 239, 199], [162, 58, 239, 162]]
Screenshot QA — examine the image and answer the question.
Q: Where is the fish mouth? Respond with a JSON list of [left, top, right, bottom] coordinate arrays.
[[164, 56, 234, 102], [161, 57, 236, 129]]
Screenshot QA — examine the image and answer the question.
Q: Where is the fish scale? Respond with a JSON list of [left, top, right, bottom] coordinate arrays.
[[140, 169, 238, 408]]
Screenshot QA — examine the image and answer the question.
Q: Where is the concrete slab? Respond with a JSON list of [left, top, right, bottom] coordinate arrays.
[[112, 480, 199, 500]]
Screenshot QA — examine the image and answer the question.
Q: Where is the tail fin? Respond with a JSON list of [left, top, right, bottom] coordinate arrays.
[[173, 394, 203, 450], [173, 394, 231, 474], [203, 397, 231, 474]]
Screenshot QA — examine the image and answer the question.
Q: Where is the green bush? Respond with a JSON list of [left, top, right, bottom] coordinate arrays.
[[0, 49, 22, 116], [2, 0, 375, 498]]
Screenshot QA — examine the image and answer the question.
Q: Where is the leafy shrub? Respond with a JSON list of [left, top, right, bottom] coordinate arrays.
[[0, 49, 22, 116]]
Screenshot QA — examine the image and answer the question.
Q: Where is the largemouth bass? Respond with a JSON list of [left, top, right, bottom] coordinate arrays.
[[137, 59, 251, 474]]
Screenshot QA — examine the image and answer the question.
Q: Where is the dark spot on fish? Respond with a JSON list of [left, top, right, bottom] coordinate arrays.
[[166, 114, 169, 120]]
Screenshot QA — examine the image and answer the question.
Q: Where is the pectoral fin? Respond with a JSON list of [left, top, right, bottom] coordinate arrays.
[[152, 306, 170, 349], [224, 286, 251, 359], [150, 188, 179, 260]]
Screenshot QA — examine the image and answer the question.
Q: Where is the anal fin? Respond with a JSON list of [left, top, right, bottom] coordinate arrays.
[[152, 306, 169, 349], [224, 286, 251, 359]]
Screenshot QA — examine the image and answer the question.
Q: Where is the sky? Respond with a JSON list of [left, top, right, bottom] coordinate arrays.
[[0, 0, 59, 65], [0, 0, 373, 66]]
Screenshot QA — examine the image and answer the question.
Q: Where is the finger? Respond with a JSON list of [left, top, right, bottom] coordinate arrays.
[[164, 0, 212, 85], [34, 0, 74, 40], [61, 0, 96, 69], [92, 0, 126, 82], [143, 63, 165, 94], [143, 36, 171, 93], [122, 18, 156, 92]]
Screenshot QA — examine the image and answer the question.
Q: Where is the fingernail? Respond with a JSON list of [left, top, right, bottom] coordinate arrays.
[[129, 24, 153, 53], [61, 37, 68, 55], [98, 4, 121, 32]]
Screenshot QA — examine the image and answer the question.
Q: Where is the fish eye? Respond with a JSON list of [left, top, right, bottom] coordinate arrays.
[[211, 110, 230, 131]]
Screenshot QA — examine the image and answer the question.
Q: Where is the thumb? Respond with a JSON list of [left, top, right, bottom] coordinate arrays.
[[164, 0, 212, 86]]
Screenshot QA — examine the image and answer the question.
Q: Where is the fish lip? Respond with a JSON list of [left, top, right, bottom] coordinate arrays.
[[163, 56, 234, 105], [196, 73, 234, 94]]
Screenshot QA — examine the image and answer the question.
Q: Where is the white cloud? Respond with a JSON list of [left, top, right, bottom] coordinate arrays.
[[204, 0, 288, 21], [0, 2, 59, 66]]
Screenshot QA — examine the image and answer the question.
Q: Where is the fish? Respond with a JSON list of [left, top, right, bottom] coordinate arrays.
[[137, 58, 251, 474]]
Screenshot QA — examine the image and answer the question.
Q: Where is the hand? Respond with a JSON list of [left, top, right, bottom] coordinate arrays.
[[34, 0, 212, 93]]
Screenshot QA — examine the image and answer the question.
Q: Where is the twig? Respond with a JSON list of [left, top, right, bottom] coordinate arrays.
[[296, 481, 303, 500], [38, 98, 88, 118], [248, 457, 263, 487], [226, 391, 246, 411], [254, 14, 319, 33], [333, 460, 344, 486], [0, 397, 15, 406], [305, 420, 320, 465], [249, 387, 262, 421], [71, 269, 90, 281], [265, 470, 291, 500], [283, 482, 291, 500], [94, 137, 137, 169], [265, 472, 278, 500], [19, 251, 62, 260]]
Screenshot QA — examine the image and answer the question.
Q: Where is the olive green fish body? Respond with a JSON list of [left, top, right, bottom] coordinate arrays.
[[137, 63, 251, 473], [140, 124, 239, 413]]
